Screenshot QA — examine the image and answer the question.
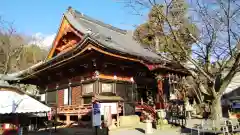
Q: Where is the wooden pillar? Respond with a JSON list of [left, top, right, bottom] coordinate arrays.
[[45, 87, 48, 104], [68, 83, 72, 105], [117, 102, 119, 127], [66, 114, 71, 125], [57, 115, 61, 122], [80, 82, 83, 105], [156, 76, 164, 109], [55, 84, 59, 132], [77, 114, 82, 123]]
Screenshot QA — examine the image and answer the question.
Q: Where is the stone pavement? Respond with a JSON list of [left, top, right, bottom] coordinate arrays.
[[110, 119, 224, 135], [28, 128, 93, 135], [109, 127, 183, 135], [27, 125, 184, 135], [109, 122, 186, 135], [27, 119, 213, 135]]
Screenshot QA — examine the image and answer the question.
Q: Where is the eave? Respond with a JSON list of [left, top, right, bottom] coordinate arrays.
[[7, 36, 141, 83], [5, 7, 189, 83], [6, 34, 188, 85], [146, 63, 190, 75]]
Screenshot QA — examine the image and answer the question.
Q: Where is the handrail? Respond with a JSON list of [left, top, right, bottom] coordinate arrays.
[[59, 104, 91, 108], [57, 104, 92, 114], [135, 102, 156, 118]]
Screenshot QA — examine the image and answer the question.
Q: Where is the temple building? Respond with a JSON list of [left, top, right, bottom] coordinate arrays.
[[6, 7, 188, 125]]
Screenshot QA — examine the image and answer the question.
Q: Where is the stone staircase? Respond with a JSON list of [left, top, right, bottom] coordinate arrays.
[[135, 102, 156, 120]]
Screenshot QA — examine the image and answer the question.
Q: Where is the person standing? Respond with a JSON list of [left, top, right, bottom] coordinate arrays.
[[203, 105, 210, 120]]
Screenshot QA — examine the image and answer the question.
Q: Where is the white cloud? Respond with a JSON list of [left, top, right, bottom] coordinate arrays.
[[29, 33, 56, 50]]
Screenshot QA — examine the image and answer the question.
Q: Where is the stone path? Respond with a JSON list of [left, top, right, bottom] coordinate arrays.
[[110, 119, 227, 135], [109, 122, 184, 135], [110, 128, 183, 135]]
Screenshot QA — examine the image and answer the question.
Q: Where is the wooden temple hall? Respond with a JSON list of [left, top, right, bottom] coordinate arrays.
[[9, 7, 188, 124]]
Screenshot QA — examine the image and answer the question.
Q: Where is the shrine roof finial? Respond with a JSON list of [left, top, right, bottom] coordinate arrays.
[[68, 6, 72, 11]]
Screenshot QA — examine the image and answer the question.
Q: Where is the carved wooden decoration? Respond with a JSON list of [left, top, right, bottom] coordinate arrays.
[[47, 17, 82, 59], [56, 39, 77, 52], [47, 18, 71, 59]]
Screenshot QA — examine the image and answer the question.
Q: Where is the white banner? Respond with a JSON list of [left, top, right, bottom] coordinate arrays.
[[100, 103, 117, 115]]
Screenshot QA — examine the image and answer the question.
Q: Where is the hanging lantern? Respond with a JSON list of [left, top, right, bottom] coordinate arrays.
[[68, 79, 72, 86], [80, 77, 84, 82], [56, 84, 59, 89], [95, 70, 100, 78], [130, 77, 134, 82]]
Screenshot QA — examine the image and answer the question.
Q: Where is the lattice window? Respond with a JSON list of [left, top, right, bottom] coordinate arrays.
[[101, 83, 113, 93], [83, 83, 94, 94]]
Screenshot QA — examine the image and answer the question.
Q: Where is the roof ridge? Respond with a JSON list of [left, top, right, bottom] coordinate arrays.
[[70, 8, 127, 34]]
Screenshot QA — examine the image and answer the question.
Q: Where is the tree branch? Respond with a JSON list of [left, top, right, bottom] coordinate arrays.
[[218, 51, 240, 96]]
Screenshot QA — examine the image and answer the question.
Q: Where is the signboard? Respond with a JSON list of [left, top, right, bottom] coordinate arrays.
[[92, 102, 101, 127], [100, 103, 117, 115], [232, 103, 240, 108]]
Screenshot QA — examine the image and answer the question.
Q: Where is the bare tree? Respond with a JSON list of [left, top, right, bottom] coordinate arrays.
[[0, 17, 47, 96], [0, 18, 25, 74], [0, 17, 48, 74], [123, 0, 240, 120]]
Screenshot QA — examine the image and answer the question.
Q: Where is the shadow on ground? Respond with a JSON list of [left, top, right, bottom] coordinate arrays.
[[181, 127, 192, 134], [135, 128, 145, 134], [181, 127, 220, 135]]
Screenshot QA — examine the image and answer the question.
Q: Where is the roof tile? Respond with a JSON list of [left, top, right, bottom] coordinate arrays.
[[64, 9, 164, 63]]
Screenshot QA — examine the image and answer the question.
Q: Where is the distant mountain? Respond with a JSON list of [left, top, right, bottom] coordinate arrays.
[[29, 33, 55, 51]]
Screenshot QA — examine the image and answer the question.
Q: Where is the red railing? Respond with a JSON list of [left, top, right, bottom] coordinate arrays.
[[56, 103, 156, 119], [135, 102, 156, 119], [57, 104, 122, 115]]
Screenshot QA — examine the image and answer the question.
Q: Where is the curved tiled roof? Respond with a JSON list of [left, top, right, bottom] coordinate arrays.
[[64, 8, 165, 63]]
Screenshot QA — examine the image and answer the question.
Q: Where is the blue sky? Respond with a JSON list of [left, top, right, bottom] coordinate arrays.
[[0, 0, 146, 36]]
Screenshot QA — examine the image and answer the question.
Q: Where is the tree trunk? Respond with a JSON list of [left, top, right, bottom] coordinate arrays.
[[211, 96, 222, 120]]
